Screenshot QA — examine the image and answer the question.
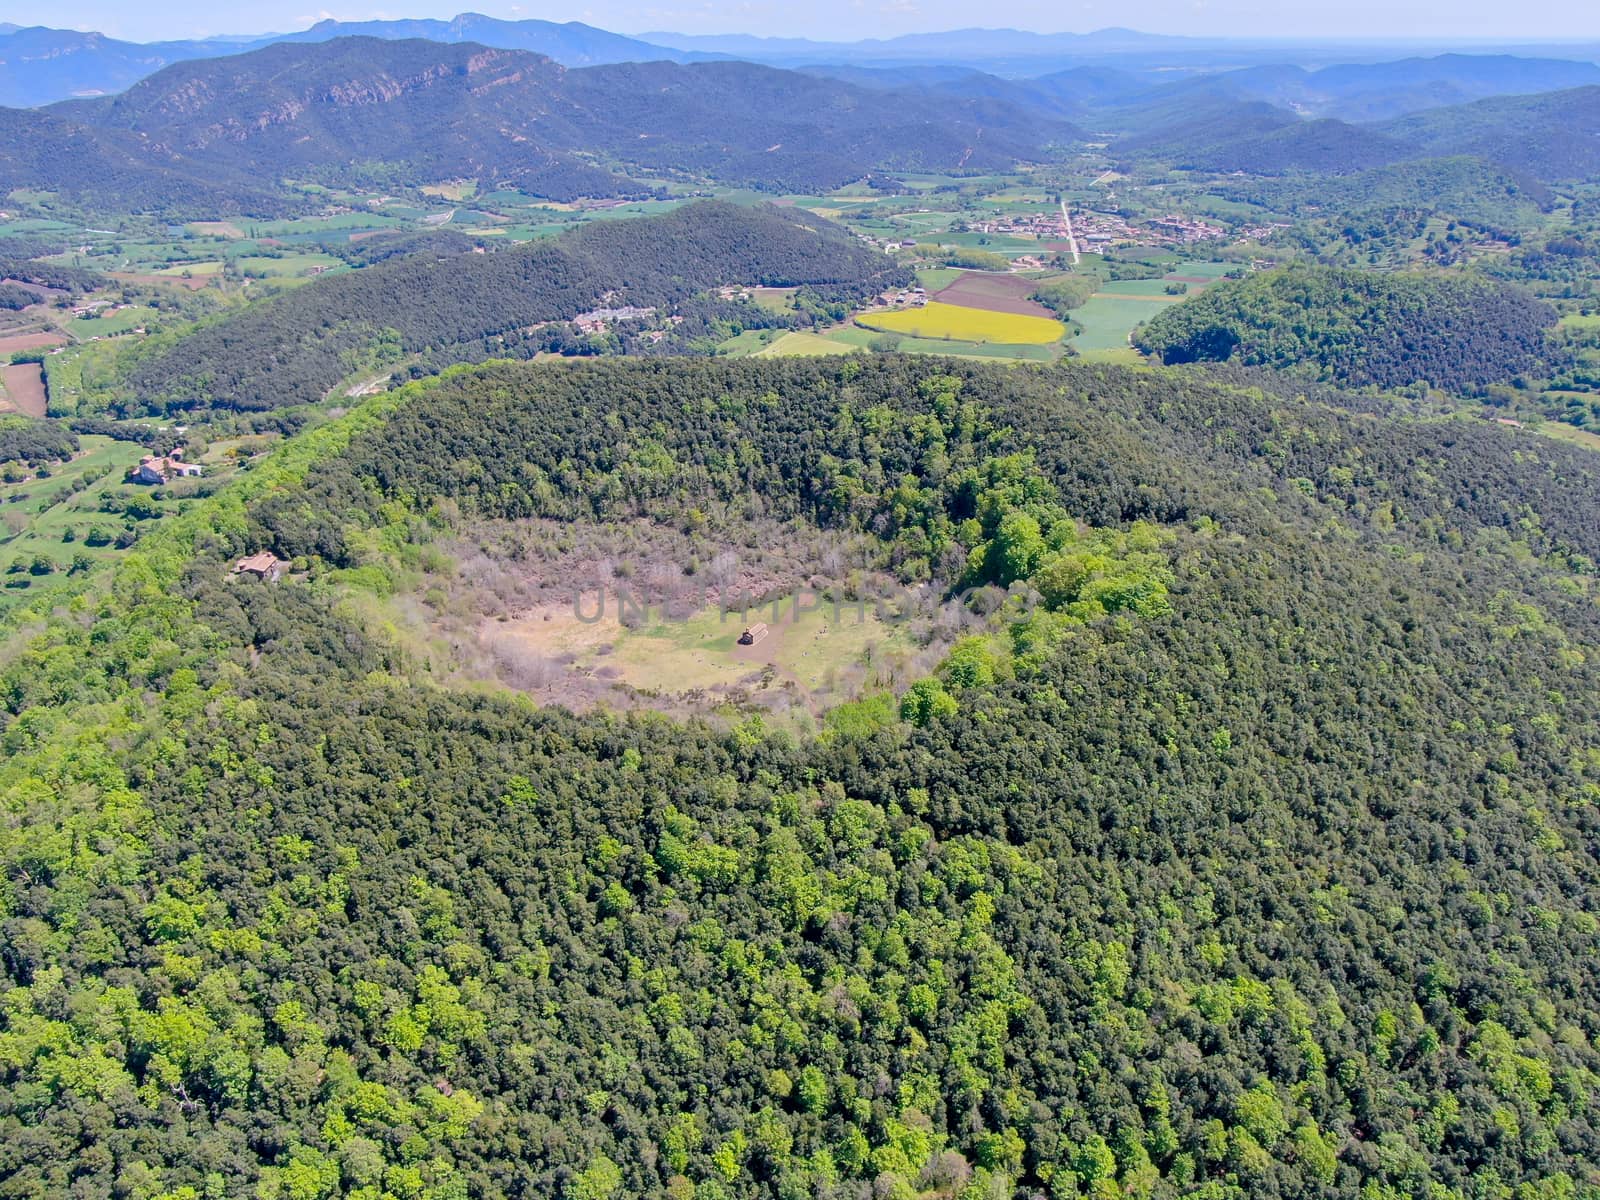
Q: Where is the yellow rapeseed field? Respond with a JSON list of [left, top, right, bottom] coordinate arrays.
[[856, 301, 1066, 345]]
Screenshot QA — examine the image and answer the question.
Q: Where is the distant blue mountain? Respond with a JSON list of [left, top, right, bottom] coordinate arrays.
[[258, 13, 715, 67], [1172, 53, 1600, 120], [0, 26, 226, 106], [0, 15, 708, 107]]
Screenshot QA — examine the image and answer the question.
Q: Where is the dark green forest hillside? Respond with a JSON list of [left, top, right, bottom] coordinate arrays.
[[1380, 85, 1600, 182], [3, 355, 1599, 1200], [1113, 102, 1412, 175], [1134, 267, 1559, 391], [1214, 157, 1551, 232], [118, 201, 906, 413]]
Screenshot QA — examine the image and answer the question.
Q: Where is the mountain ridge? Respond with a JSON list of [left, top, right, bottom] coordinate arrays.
[[0, 15, 705, 107], [4, 36, 1077, 215]]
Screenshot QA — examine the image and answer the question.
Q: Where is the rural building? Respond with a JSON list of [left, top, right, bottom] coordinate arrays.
[[738, 622, 769, 646], [573, 305, 657, 334], [129, 449, 202, 485], [234, 552, 283, 582]]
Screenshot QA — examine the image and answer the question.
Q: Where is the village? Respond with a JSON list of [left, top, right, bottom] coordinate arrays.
[[968, 207, 1229, 250]]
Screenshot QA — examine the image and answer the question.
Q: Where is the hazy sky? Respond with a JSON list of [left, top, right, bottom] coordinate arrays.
[[3, 0, 1597, 43]]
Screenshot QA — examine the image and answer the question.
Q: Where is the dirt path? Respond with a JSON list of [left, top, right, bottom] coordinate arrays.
[[1058, 200, 1082, 265]]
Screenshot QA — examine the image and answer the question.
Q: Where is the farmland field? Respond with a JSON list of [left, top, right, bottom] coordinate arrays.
[[748, 287, 797, 312], [1096, 279, 1190, 297], [108, 271, 214, 291], [931, 271, 1053, 316], [0, 362, 47, 417], [67, 305, 158, 338], [1065, 264, 1223, 351], [757, 331, 862, 357], [185, 221, 246, 238], [1070, 294, 1173, 352], [0, 435, 145, 610], [716, 329, 785, 357], [814, 326, 1054, 362], [231, 253, 343, 278], [1162, 260, 1238, 281], [154, 260, 224, 277], [916, 267, 965, 291], [0, 330, 67, 355], [857, 301, 1065, 344], [938, 231, 1040, 255]]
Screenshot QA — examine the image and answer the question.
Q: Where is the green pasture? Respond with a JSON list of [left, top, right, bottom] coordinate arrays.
[[818, 325, 1054, 362], [1070, 295, 1175, 352], [757, 332, 862, 357], [0, 436, 146, 597], [230, 252, 343, 277], [68, 305, 159, 338], [718, 329, 787, 357]]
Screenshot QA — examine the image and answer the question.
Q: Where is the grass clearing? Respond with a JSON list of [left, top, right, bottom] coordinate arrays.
[[154, 261, 224, 277], [421, 181, 478, 201], [1075, 347, 1147, 367], [857, 301, 1065, 345], [937, 231, 1040, 255], [67, 306, 158, 339], [717, 329, 786, 357], [1536, 421, 1600, 452], [758, 331, 863, 357], [1070, 295, 1175, 352], [0, 436, 147, 605], [819, 326, 1053, 362], [486, 589, 913, 710], [1096, 279, 1188, 298], [1165, 260, 1238, 280], [916, 268, 965, 292], [749, 287, 797, 313], [231, 253, 342, 277]]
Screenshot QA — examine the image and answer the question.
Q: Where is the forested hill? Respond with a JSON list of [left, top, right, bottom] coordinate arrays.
[[1133, 266, 1559, 391], [123, 201, 908, 412], [1213, 157, 1552, 233], [1380, 85, 1600, 182], [4, 354, 1600, 1199], [4, 37, 1076, 215], [1110, 95, 1414, 176]]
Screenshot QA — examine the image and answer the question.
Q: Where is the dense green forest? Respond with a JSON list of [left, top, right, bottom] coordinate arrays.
[[0, 251, 102, 295], [115, 202, 906, 414], [0, 416, 77, 466], [1379, 85, 1600, 182], [1134, 266, 1559, 392], [1121, 113, 1412, 176], [2, 354, 1599, 1200], [1214, 157, 1551, 234]]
